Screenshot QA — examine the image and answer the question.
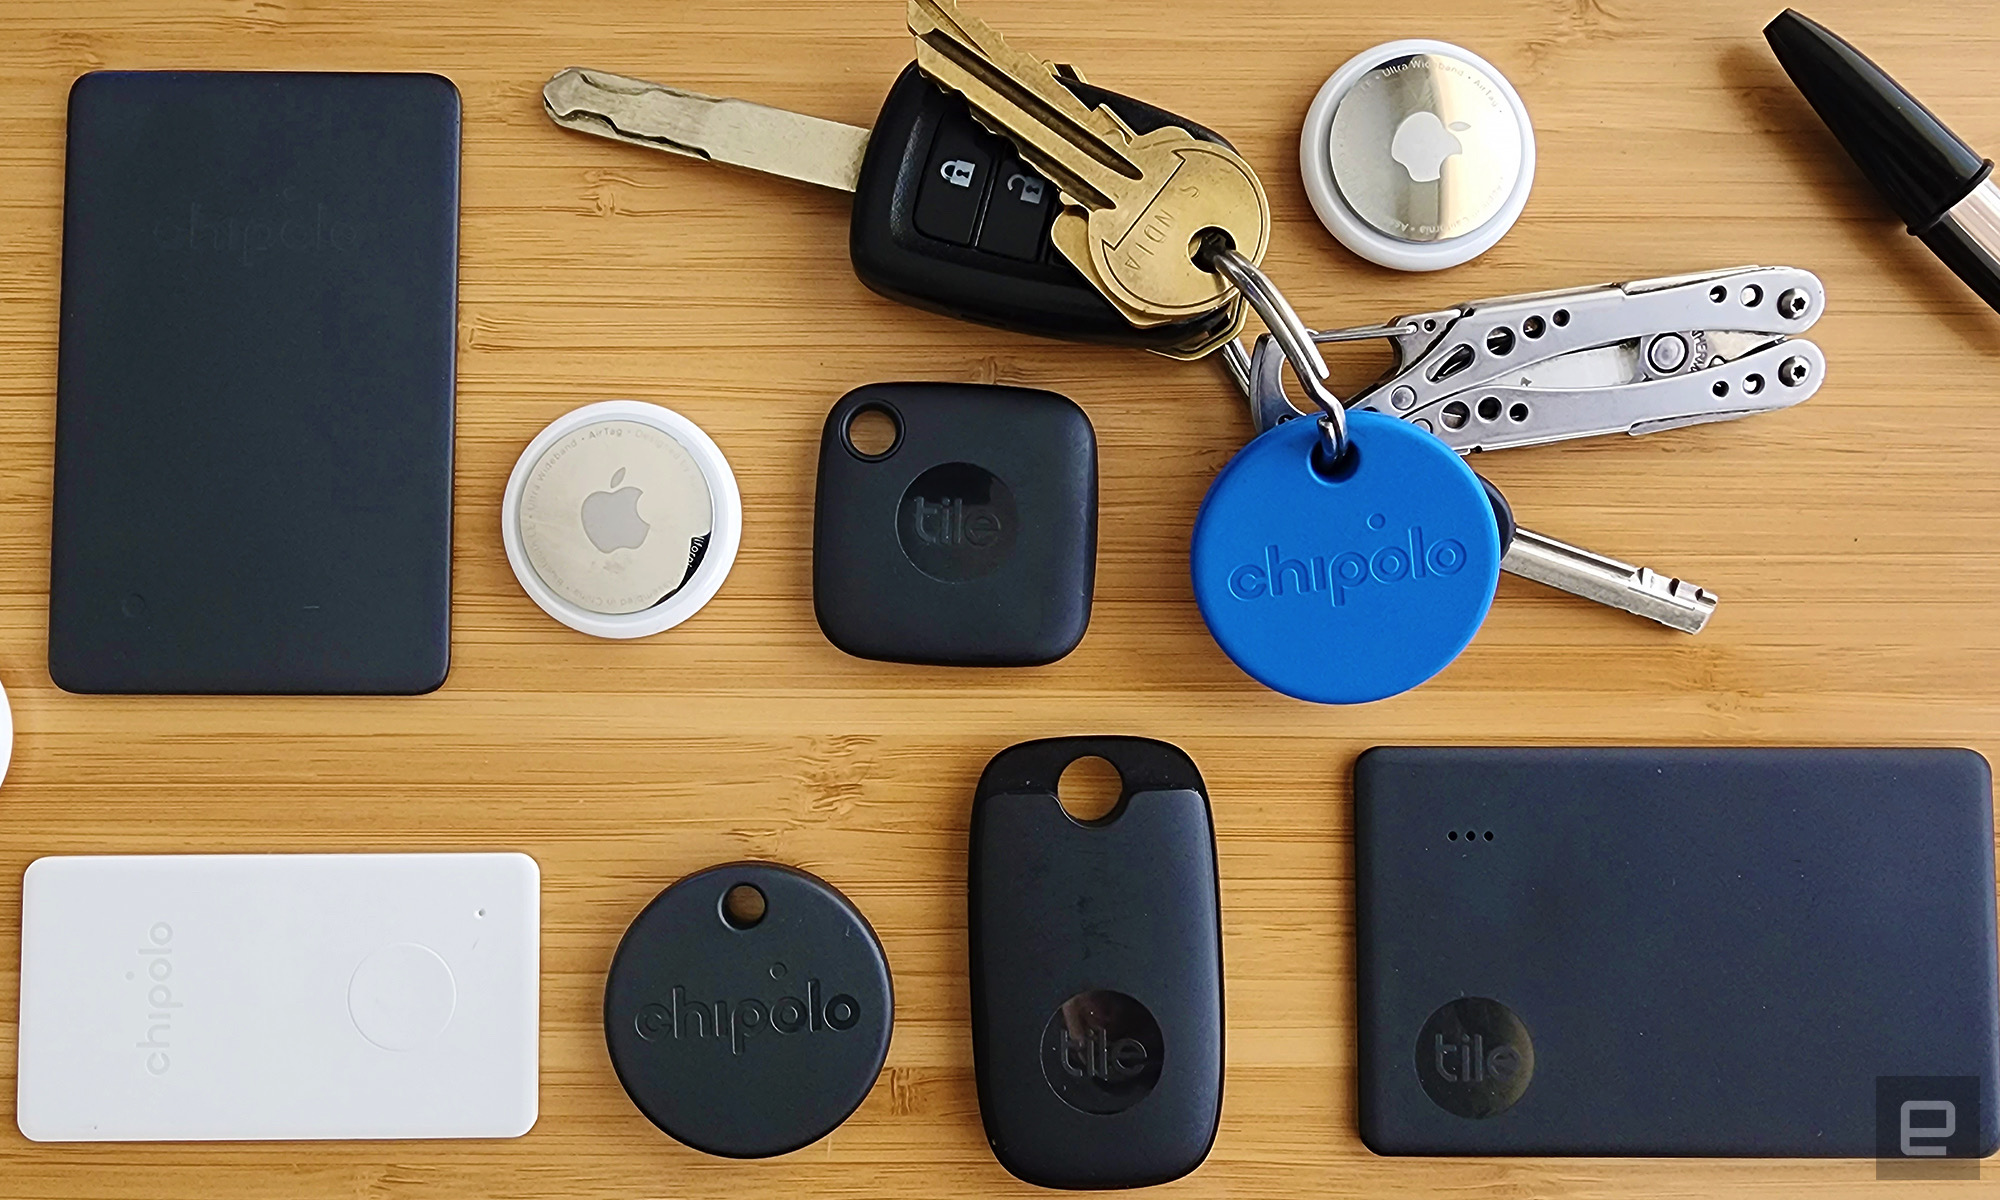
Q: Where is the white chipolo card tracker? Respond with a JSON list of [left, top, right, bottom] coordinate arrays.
[[17, 853, 540, 1142]]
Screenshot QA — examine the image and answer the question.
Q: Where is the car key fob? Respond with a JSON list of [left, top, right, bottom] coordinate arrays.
[[969, 737, 1224, 1189], [853, 64, 1240, 356]]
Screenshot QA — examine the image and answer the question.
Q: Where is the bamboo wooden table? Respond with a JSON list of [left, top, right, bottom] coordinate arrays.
[[1, 0, 1996, 1195]]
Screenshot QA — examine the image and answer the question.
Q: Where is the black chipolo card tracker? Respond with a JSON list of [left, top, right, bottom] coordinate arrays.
[[970, 737, 1223, 1188], [52, 71, 459, 694], [1355, 746, 2000, 1158]]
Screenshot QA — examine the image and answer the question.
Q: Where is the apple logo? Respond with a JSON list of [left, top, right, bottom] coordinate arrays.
[[1390, 112, 1473, 183], [580, 467, 651, 553]]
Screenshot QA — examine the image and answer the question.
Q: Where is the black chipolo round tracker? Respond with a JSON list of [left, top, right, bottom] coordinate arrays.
[[603, 862, 893, 1158]]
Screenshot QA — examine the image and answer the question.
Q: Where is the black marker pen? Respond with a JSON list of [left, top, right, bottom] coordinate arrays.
[[1766, 9, 2000, 313]]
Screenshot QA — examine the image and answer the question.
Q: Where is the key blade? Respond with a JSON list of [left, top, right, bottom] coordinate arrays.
[[1501, 528, 1717, 634], [542, 67, 870, 192], [907, 0, 1139, 210]]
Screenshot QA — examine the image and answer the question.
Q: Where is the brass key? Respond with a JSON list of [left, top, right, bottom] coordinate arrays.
[[908, 0, 1271, 322]]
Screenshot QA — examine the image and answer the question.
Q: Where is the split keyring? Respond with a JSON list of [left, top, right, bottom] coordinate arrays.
[[1199, 239, 1348, 461]]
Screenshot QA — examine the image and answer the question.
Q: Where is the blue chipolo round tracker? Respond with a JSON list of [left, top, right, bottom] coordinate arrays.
[[1191, 411, 1501, 704]]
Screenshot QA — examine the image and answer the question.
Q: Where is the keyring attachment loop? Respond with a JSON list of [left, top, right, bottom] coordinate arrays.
[[1201, 239, 1348, 461]]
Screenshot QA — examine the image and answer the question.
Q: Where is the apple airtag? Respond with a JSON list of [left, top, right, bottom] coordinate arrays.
[[502, 401, 741, 639], [0, 676, 13, 790], [1301, 40, 1534, 271]]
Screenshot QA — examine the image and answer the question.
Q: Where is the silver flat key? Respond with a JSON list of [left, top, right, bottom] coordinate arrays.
[[1500, 528, 1717, 634], [543, 67, 870, 191]]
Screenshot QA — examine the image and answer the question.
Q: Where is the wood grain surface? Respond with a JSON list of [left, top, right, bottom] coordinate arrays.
[[1, 0, 1997, 1195]]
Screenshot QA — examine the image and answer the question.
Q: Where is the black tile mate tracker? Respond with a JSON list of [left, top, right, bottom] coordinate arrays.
[[970, 738, 1224, 1189], [603, 862, 893, 1158], [813, 383, 1096, 666]]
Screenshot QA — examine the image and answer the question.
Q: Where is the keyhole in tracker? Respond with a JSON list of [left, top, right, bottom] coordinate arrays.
[[722, 883, 767, 930], [845, 405, 900, 458], [1058, 756, 1124, 822]]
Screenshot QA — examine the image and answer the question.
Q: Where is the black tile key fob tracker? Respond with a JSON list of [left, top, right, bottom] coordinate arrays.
[[813, 382, 1096, 667], [970, 737, 1224, 1189], [602, 862, 894, 1158]]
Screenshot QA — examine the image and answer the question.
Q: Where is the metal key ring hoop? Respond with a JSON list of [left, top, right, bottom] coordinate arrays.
[[1203, 242, 1349, 461]]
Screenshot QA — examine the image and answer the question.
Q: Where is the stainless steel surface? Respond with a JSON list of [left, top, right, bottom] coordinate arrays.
[[1219, 337, 1255, 422], [1333, 265, 1827, 452], [1326, 50, 1523, 243], [517, 419, 717, 616], [1646, 333, 1688, 373], [1207, 246, 1348, 458], [1421, 335, 1823, 451], [1944, 176, 2000, 263], [1244, 321, 1420, 435], [542, 67, 871, 192], [1500, 527, 1718, 634]]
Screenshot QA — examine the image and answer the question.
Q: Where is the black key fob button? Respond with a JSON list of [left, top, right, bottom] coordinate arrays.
[[970, 737, 1224, 1189], [976, 153, 1055, 261], [914, 107, 994, 245]]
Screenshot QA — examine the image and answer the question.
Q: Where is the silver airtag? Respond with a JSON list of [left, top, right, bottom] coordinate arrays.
[[502, 402, 741, 639], [1302, 40, 1535, 271]]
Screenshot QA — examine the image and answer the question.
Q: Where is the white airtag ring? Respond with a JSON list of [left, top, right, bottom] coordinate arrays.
[[0, 677, 13, 788], [1301, 39, 1535, 271], [501, 401, 741, 639]]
